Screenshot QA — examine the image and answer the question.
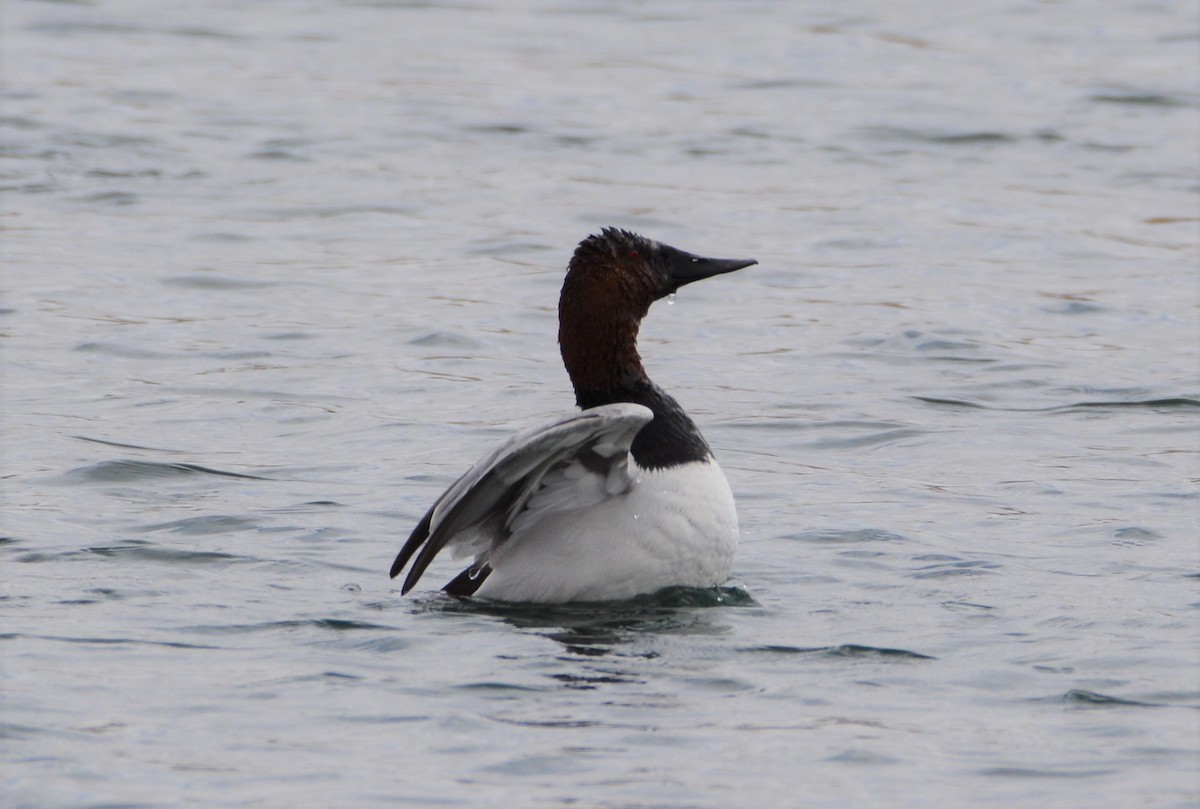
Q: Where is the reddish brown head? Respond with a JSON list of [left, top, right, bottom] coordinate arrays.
[[557, 228, 756, 398]]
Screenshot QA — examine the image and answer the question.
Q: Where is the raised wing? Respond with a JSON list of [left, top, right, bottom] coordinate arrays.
[[390, 403, 653, 595]]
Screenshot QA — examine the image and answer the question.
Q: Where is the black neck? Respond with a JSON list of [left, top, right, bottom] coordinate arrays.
[[576, 380, 712, 470]]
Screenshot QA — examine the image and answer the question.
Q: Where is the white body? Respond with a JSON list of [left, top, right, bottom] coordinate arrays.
[[474, 459, 738, 603], [396, 403, 740, 603]]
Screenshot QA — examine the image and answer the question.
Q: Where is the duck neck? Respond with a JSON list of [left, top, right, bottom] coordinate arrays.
[[558, 307, 648, 394], [558, 261, 712, 469]]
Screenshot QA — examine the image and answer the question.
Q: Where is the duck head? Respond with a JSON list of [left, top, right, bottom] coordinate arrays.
[[558, 228, 756, 395]]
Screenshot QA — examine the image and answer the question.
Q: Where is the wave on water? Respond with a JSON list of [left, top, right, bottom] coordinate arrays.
[[913, 395, 1200, 412], [15, 539, 251, 567], [738, 643, 936, 661], [1, 632, 219, 650], [59, 459, 268, 483], [1060, 689, 1166, 708], [177, 618, 393, 636]]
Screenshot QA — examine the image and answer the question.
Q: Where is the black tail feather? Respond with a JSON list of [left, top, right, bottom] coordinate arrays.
[[390, 503, 436, 580], [443, 564, 492, 597]]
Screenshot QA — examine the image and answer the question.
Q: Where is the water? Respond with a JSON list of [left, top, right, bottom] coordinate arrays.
[[3, 0, 1198, 806]]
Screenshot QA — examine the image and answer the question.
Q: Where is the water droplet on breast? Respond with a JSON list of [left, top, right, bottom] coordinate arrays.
[[666, 293, 677, 305]]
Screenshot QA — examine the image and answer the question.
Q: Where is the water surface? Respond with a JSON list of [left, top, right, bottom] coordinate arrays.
[[3, 1, 1198, 807]]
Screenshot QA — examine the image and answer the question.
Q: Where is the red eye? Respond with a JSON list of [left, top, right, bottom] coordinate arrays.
[[627, 249, 639, 259]]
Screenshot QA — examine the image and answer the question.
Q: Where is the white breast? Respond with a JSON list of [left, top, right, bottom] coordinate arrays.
[[474, 459, 739, 603]]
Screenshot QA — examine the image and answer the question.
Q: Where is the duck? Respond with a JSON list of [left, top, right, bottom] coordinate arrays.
[[389, 228, 756, 603]]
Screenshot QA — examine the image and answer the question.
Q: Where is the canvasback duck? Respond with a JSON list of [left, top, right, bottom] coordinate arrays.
[[389, 228, 756, 602]]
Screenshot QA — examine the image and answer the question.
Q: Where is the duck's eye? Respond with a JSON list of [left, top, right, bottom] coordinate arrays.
[[627, 249, 639, 259]]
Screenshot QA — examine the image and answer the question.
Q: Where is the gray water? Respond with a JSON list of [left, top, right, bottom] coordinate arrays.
[[3, 1, 1198, 807]]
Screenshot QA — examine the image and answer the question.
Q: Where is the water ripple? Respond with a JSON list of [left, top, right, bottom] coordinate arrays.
[[1061, 689, 1165, 708], [913, 396, 1200, 412], [738, 644, 936, 661], [133, 515, 260, 535], [1, 633, 219, 650], [783, 529, 910, 544], [16, 541, 251, 566], [160, 274, 279, 290], [59, 460, 268, 483], [178, 619, 393, 636]]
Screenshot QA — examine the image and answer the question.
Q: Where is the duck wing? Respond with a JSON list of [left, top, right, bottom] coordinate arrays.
[[390, 402, 653, 595]]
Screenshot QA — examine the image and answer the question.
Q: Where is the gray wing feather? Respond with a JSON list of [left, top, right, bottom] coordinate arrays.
[[394, 403, 652, 593]]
